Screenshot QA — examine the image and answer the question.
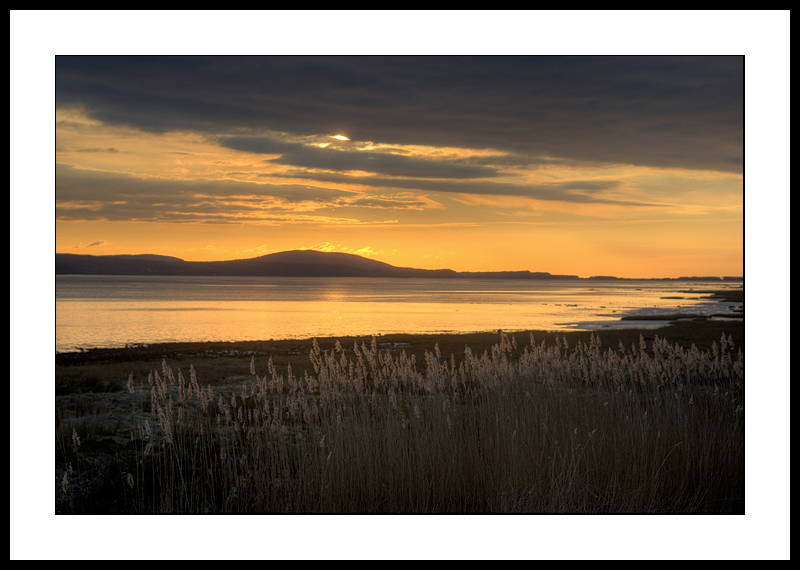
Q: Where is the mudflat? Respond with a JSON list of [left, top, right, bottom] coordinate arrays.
[[56, 313, 742, 405], [57, 313, 743, 374]]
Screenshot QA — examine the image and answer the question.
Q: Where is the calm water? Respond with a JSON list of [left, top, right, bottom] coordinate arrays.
[[55, 275, 742, 353]]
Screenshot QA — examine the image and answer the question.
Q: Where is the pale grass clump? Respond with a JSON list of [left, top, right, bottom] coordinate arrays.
[[110, 331, 743, 514]]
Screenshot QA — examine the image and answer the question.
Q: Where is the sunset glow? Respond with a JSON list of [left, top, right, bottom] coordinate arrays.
[[54, 57, 743, 278]]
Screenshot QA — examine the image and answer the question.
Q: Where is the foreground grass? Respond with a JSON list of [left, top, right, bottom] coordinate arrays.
[[56, 330, 743, 513]]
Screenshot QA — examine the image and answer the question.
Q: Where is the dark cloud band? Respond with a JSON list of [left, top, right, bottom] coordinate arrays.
[[56, 56, 743, 174], [221, 135, 500, 179], [271, 169, 648, 205]]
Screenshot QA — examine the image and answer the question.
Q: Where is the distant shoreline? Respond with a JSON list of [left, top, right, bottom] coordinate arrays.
[[55, 251, 744, 282]]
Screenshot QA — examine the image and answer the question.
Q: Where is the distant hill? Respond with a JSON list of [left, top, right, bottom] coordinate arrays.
[[56, 250, 459, 278], [56, 253, 190, 275], [189, 250, 461, 278], [54, 250, 743, 281]]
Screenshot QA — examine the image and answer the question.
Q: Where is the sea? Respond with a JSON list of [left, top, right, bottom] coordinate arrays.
[[55, 275, 743, 353]]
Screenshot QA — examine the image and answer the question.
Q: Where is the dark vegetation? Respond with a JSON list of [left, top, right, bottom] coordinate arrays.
[[56, 317, 743, 514]]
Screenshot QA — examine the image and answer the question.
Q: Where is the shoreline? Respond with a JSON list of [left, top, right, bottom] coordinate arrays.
[[56, 286, 742, 358], [55, 287, 743, 363], [56, 317, 743, 367]]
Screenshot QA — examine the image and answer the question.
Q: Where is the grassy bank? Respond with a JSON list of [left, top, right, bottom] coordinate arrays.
[[56, 319, 744, 514]]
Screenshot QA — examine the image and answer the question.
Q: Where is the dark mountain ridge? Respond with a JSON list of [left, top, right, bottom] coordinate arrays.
[[55, 250, 743, 281], [56, 250, 459, 278]]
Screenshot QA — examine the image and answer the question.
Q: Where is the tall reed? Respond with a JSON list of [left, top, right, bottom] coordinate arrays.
[[64, 332, 744, 513]]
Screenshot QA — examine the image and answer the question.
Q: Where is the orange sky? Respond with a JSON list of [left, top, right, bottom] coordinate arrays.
[[53, 56, 744, 278]]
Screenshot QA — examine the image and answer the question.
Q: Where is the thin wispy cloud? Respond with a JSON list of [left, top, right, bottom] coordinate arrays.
[[271, 169, 650, 205], [74, 147, 120, 153], [305, 242, 385, 257]]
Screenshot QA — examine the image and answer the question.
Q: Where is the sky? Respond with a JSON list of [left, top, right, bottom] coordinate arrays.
[[53, 53, 745, 278], [11, 11, 791, 560]]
